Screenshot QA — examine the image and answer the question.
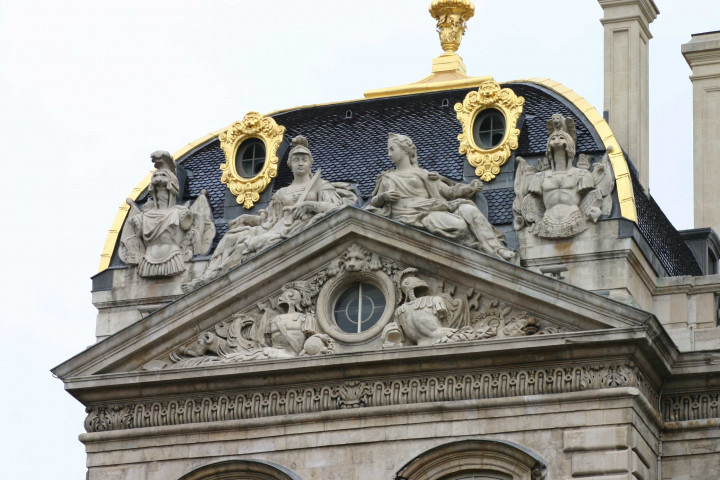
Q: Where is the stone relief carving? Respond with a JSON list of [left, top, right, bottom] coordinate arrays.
[[151, 243, 566, 369], [367, 133, 516, 262], [165, 243, 399, 369], [85, 360, 656, 433], [513, 114, 615, 239], [119, 151, 215, 277], [185, 135, 358, 291], [385, 269, 470, 347], [170, 281, 335, 368], [384, 270, 562, 348], [662, 391, 720, 422]]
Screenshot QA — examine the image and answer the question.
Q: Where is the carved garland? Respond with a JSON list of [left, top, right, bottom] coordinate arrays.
[[84, 360, 656, 433], [455, 80, 525, 182], [219, 111, 286, 209]]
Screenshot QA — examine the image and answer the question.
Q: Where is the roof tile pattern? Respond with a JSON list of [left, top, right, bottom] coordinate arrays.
[[180, 141, 226, 220], [143, 83, 695, 277], [631, 165, 701, 276], [486, 188, 515, 225], [506, 83, 604, 155]]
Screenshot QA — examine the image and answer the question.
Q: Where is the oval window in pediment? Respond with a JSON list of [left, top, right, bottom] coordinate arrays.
[[333, 282, 386, 334]]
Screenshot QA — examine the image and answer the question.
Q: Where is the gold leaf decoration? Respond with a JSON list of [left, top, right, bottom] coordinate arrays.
[[455, 80, 525, 182], [219, 111, 286, 209]]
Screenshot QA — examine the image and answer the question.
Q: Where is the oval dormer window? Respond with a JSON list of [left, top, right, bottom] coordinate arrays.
[[472, 108, 506, 150], [235, 138, 266, 178]]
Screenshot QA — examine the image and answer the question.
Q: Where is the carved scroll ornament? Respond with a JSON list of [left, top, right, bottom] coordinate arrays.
[[455, 80, 525, 182], [219, 111, 286, 209]]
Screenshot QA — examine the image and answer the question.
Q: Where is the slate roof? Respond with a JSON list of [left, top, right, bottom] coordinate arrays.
[[629, 160, 702, 276], [117, 82, 699, 277]]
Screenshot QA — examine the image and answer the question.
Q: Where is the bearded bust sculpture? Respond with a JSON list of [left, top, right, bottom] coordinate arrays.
[[513, 114, 615, 239], [119, 151, 215, 278]]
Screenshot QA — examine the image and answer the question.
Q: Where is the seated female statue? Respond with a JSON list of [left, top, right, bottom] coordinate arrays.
[[367, 133, 515, 262]]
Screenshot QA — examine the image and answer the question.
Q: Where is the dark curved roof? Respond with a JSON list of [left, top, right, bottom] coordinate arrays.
[[116, 82, 699, 277]]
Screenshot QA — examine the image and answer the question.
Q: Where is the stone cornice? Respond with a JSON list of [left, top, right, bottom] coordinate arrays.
[[82, 358, 659, 433], [79, 388, 659, 444], [60, 327, 673, 405], [662, 391, 720, 423], [54, 208, 664, 381]]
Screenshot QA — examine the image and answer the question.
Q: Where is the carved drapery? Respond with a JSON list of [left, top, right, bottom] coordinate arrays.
[[219, 111, 286, 209], [84, 360, 656, 433], [455, 81, 524, 182]]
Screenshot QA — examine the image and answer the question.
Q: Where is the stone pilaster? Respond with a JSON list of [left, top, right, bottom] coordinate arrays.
[[598, 0, 659, 191], [682, 32, 720, 232]]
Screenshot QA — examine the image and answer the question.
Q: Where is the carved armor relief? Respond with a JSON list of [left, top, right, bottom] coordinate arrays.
[[141, 243, 570, 371], [513, 114, 616, 240]]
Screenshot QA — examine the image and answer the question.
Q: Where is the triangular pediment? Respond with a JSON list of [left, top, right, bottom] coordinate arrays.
[[54, 207, 656, 389]]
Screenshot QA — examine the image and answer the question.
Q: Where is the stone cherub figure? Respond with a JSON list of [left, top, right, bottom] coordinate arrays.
[[185, 135, 357, 290], [119, 150, 215, 277], [367, 133, 516, 262], [513, 114, 615, 239]]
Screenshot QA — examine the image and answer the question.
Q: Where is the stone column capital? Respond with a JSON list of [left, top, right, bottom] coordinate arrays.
[[598, 0, 659, 27]]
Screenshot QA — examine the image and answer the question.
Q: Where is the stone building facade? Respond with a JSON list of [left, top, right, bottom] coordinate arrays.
[[54, 1, 720, 478]]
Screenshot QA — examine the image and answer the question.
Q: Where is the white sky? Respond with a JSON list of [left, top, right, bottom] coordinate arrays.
[[1, 1, 718, 478]]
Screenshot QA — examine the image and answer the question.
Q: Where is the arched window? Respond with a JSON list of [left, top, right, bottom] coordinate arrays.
[[394, 439, 547, 480], [178, 459, 303, 480]]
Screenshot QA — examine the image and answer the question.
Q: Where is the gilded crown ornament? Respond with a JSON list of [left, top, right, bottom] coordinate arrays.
[[429, 0, 475, 53]]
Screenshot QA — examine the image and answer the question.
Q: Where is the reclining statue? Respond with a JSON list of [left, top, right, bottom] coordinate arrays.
[[185, 135, 357, 290], [367, 133, 516, 262]]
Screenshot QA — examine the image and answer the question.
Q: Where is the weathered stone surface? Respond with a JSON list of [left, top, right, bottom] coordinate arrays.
[[513, 114, 614, 240], [119, 151, 215, 278]]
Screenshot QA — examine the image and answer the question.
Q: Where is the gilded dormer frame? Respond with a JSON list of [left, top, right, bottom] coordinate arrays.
[[455, 80, 524, 182], [219, 111, 286, 209]]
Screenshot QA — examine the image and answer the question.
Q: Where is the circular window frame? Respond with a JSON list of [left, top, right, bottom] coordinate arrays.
[[234, 137, 267, 179], [316, 270, 396, 343], [471, 107, 507, 151]]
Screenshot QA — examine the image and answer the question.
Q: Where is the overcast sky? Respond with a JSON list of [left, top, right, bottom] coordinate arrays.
[[1, 1, 718, 478]]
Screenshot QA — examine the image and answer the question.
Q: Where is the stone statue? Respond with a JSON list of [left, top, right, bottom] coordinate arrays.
[[185, 135, 357, 290], [119, 151, 215, 277], [170, 281, 334, 368], [367, 133, 516, 262], [384, 269, 469, 347], [383, 270, 561, 349], [513, 114, 615, 239]]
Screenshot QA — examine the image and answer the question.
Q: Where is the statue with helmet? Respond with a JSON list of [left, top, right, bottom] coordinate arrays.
[[185, 135, 357, 290]]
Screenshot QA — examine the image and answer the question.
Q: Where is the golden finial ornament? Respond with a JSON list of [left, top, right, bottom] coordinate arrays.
[[429, 0, 475, 53]]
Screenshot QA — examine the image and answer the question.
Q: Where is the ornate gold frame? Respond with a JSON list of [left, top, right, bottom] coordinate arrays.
[[454, 80, 525, 182], [219, 111, 286, 209]]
